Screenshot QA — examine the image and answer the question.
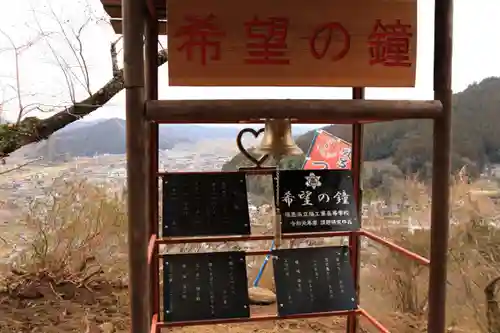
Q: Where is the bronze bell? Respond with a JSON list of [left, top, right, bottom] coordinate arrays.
[[254, 119, 303, 157]]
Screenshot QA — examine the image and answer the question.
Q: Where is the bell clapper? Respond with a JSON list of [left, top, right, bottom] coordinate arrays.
[[253, 118, 303, 250]]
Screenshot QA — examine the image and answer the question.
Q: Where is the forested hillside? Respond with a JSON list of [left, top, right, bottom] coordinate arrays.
[[224, 77, 500, 178]]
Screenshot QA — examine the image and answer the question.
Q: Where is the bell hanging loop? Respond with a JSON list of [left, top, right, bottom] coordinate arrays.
[[254, 119, 303, 158]]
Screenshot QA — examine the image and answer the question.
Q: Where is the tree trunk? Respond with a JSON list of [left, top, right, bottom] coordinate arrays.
[[485, 275, 500, 333], [0, 49, 167, 158]]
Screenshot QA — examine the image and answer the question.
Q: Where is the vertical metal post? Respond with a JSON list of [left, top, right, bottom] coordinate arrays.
[[427, 0, 453, 332], [145, 10, 160, 318], [123, 0, 149, 331], [347, 88, 364, 333]]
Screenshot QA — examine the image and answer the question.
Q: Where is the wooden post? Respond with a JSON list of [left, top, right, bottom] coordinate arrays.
[[123, 0, 150, 331], [427, 0, 453, 332], [145, 99, 443, 123]]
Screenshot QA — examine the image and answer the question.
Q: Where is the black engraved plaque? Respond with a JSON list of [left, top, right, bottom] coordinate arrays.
[[163, 251, 250, 322], [272, 246, 357, 316], [273, 169, 359, 233], [162, 172, 251, 237]]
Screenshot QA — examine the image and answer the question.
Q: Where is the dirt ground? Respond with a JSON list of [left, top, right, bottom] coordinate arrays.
[[0, 278, 351, 333], [1, 259, 389, 333], [0, 278, 130, 333]]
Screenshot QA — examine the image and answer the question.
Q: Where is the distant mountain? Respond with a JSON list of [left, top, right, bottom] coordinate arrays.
[[58, 119, 105, 132], [14, 116, 348, 161], [298, 77, 500, 178], [22, 118, 243, 161], [224, 77, 500, 179], [159, 124, 240, 144]]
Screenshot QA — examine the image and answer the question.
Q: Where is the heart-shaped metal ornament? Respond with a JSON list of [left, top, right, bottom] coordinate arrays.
[[236, 127, 269, 168]]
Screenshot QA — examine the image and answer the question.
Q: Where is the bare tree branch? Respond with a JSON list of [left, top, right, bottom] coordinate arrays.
[[46, 2, 93, 96], [0, 28, 52, 124], [110, 36, 122, 77], [0, 48, 168, 158], [31, 12, 78, 104], [0, 29, 28, 124], [0, 157, 42, 176]]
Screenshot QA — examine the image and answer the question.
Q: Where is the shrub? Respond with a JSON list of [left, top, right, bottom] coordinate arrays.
[[1, 178, 128, 290]]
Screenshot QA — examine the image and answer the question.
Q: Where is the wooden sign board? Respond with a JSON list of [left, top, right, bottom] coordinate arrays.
[[272, 246, 357, 316], [167, 0, 417, 87], [163, 251, 250, 322], [162, 172, 251, 237]]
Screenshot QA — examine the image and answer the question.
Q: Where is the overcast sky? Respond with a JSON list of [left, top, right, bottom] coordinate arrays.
[[0, 0, 499, 124]]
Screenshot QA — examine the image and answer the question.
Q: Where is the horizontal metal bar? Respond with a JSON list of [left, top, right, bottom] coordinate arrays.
[[145, 99, 443, 124], [158, 309, 359, 327], [158, 248, 274, 257], [361, 230, 430, 266], [358, 308, 391, 333], [156, 168, 274, 177], [159, 246, 349, 257], [147, 234, 157, 264], [238, 166, 276, 172], [157, 230, 358, 245]]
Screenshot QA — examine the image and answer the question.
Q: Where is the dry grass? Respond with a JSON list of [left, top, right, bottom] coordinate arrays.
[[0, 178, 130, 332], [360, 174, 500, 332], [4, 178, 128, 282], [0, 173, 499, 332]]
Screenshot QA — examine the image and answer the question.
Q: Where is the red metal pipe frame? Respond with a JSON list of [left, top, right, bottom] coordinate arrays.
[[145, 2, 160, 331], [159, 248, 326, 257], [358, 308, 391, 333], [152, 230, 429, 333], [157, 230, 359, 245], [147, 234, 157, 264], [157, 168, 274, 176], [149, 131, 160, 320], [361, 230, 430, 266], [347, 87, 364, 333], [158, 309, 359, 328], [142, 8, 439, 333], [152, 167, 431, 332], [150, 314, 159, 333], [152, 150, 431, 333], [153, 307, 392, 332], [154, 231, 429, 264]]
